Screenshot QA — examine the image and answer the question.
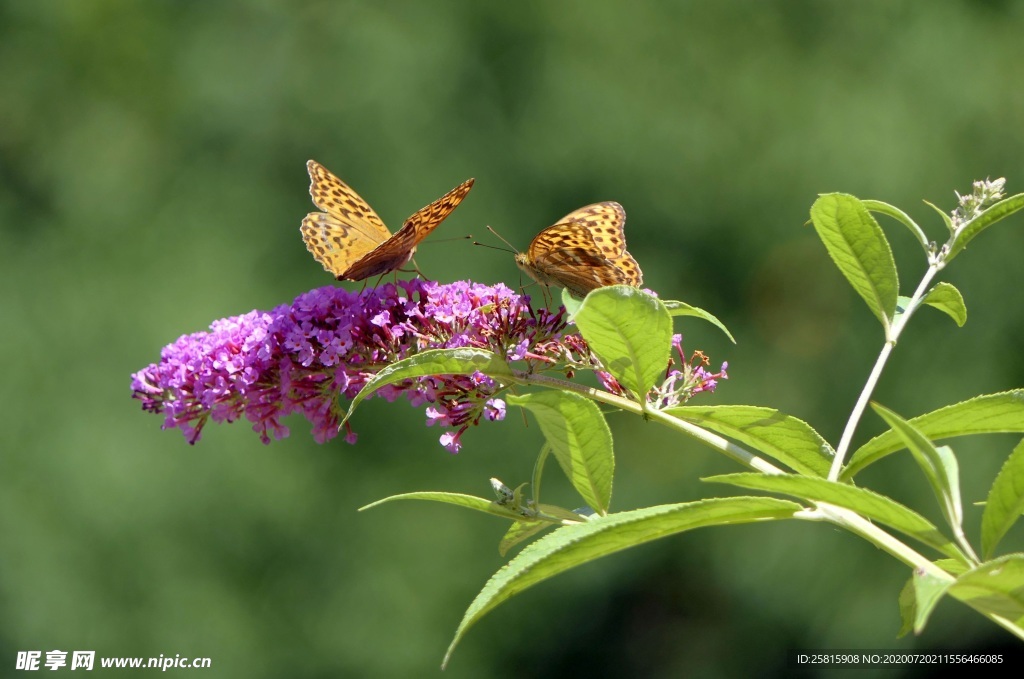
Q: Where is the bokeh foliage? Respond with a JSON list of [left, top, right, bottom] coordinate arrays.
[[2, 1, 1024, 676]]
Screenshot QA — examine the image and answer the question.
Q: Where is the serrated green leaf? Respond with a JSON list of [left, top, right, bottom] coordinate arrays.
[[982, 439, 1024, 559], [871, 404, 966, 542], [704, 472, 968, 562], [442, 497, 801, 668], [359, 491, 525, 521], [342, 348, 512, 426], [910, 568, 954, 634], [862, 199, 930, 251], [573, 286, 672, 399], [844, 391, 1024, 480], [662, 300, 736, 344], [665, 405, 833, 477], [948, 193, 1024, 260], [508, 391, 614, 515], [948, 554, 1024, 628], [809, 194, 899, 330], [922, 282, 967, 327]]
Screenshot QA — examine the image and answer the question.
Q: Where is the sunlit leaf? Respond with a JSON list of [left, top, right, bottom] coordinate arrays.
[[665, 405, 833, 477], [949, 554, 1024, 628], [573, 286, 672, 399], [809, 193, 899, 331], [862, 198, 929, 252], [342, 348, 512, 425], [662, 300, 736, 343], [442, 497, 801, 668], [947, 193, 1024, 260], [844, 391, 1024, 480], [922, 282, 967, 327], [704, 472, 968, 562], [981, 438, 1024, 559], [509, 390, 614, 515]]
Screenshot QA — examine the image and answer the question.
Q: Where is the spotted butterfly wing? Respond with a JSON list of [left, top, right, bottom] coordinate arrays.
[[515, 201, 643, 298], [300, 160, 474, 280]]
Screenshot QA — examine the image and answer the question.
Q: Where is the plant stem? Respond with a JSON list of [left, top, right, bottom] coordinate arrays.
[[828, 263, 943, 480]]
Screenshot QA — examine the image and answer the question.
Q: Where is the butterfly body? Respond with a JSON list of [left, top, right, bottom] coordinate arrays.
[[301, 160, 473, 281], [515, 202, 643, 298]]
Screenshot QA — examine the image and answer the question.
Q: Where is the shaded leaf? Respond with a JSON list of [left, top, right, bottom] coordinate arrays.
[[949, 554, 1024, 628]]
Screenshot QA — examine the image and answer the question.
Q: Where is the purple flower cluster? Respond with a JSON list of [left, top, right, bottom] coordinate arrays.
[[132, 280, 571, 451], [647, 335, 728, 409], [131, 280, 725, 451]]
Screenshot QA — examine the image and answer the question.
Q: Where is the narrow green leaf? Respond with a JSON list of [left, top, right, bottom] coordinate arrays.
[[844, 391, 1024, 480], [809, 193, 899, 330], [359, 491, 525, 521], [922, 199, 953, 233], [981, 439, 1024, 559], [704, 473, 968, 562], [910, 568, 954, 634], [442, 497, 801, 668], [862, 199, 930, 251], [897, 576, 916, 638], [499, 521, 550, 557], [922, 282, 967, 327], [342, 348, 512, 425], [949, 554, 1024, 628], [934, 558, 971, 576], [508, 391, 615, 515], [948, 193, 1024, 261], [665, 405, 833, 477], [662, 300, 736, 343], [573, 286, 672, 399], [871, 404, 965, 540]]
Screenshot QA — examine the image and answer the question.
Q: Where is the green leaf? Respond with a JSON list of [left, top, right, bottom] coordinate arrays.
[[922, 282, 967, 327], [897, 577, 915, 638], [665, 405, 833, 477], [662, 300, 736, 343], [844, 391, 1024, 480], [573, 286, 672, 399], [949, 554, 1024, 628], [922, 199, 953, 233], [948, 193, 1024, 261], [871, 404, 966, 542], [560, 287, 583, 318], [862, 198, 930, 251], [704, 472, 968, 562], [909, 568, 954, 634], [359, 491, 527, 522], [499, 520, 551, 557], [341, 348, 512, 426], [809, 194, 899, 330], [981, 439, 1024, 559], [442, 497, 801, 668], [508, 391, 615, 515]]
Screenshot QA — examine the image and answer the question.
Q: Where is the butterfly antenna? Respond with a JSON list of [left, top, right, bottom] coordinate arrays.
[[485, 225, 520, 252]]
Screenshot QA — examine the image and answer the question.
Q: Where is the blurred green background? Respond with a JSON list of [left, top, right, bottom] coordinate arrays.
[[3, 1, 1023, 677]]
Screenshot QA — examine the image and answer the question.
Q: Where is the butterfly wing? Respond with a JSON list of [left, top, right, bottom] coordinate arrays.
[[342, 177, 475, 281], [301, 160, 394, 279], [519, 202, 644, 297], [555, 201, 643, 287]]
